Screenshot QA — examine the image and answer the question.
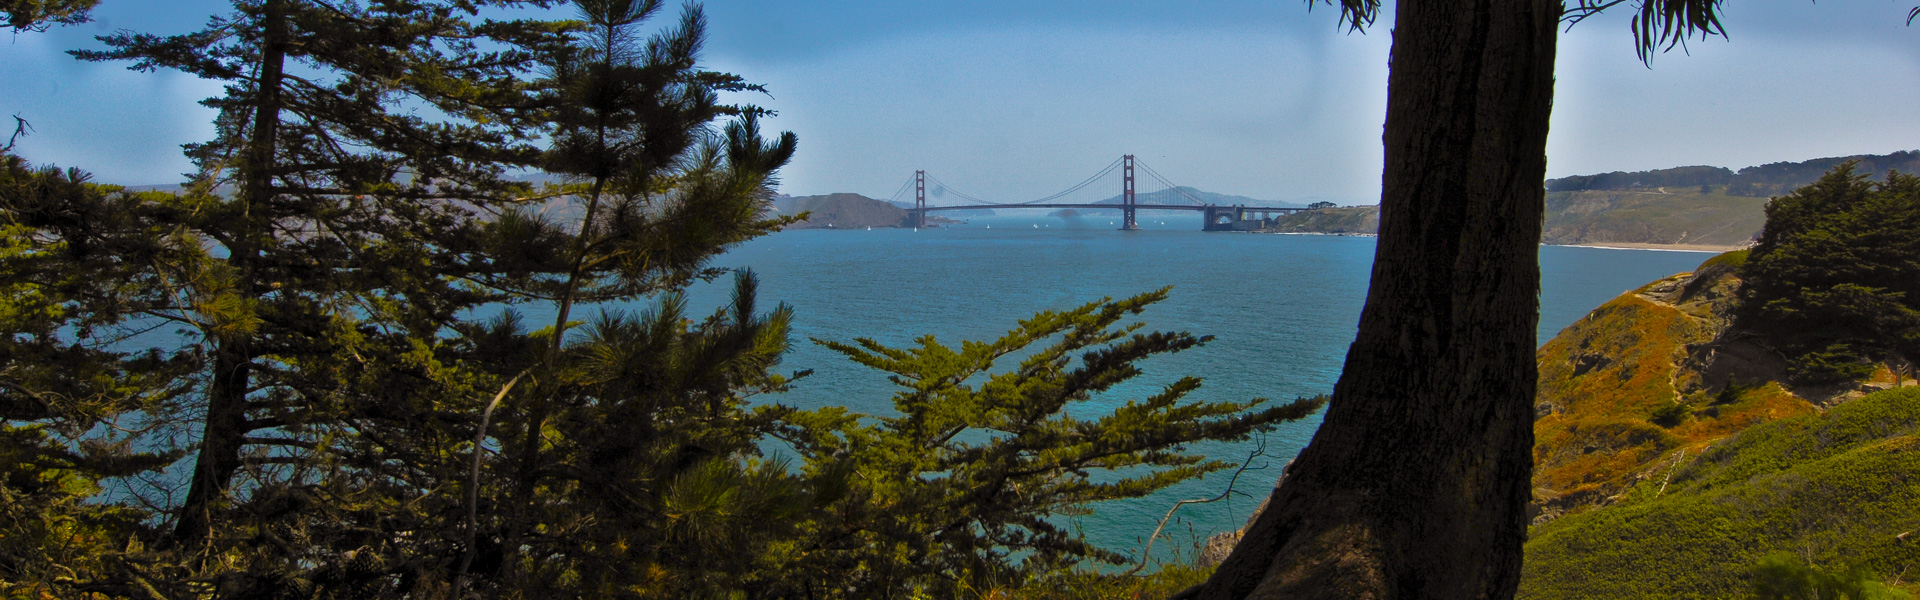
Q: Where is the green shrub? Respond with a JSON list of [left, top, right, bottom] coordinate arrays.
[[1788, 343, 1878, 386], [1520, 388, 1920, 600], [1749, 552, 1913, 600], [1700, 249, 1750, 271], [1650, 402, 1692, 428]]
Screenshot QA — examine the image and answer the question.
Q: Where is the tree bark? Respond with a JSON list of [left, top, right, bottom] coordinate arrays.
[[170, 0, 289, 547], [1180, 0, 1558, 598]]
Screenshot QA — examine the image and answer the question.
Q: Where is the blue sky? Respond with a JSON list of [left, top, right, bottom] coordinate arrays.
[[3, 1, 1917, 205]]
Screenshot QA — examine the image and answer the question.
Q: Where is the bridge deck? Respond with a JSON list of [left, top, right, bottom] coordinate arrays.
[[913, 203, 1306, 213]]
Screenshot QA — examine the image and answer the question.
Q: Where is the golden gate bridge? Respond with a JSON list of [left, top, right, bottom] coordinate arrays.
[[884, 155, 1307, 231]]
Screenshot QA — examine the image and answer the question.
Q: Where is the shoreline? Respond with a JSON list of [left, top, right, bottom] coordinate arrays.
[[1262, 231, 1742, 253], [1552, 241, 1746, 253]]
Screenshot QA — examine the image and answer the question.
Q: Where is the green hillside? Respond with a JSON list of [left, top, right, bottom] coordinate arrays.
[[1520, 387, 1920, 599]]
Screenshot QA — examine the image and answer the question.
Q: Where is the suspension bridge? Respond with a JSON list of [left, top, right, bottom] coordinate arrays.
[[885, 155, 1307, 231]]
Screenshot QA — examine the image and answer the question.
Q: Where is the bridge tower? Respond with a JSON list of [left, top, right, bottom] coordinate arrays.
[[1121, 154, 1138, 230], [914, 170, 926, 228]]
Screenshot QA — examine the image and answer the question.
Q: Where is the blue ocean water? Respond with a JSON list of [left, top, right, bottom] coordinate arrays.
[[671, 211, 1711, 567]]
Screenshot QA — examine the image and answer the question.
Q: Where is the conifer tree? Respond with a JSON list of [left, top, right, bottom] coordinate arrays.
[[0, 152, 191, 598], [69, 0, 574, 581], [448, 0, 801, 590], [1, 0, 97, 32], [778, 290, 1326, 597], [1738, 163, 1920, 385]]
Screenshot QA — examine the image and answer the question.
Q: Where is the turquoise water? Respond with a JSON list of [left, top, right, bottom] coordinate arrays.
[[673, 212, 1712, 566]]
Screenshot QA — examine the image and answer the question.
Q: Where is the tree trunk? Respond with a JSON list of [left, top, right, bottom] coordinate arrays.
[[1180, 0, 1558, 598], [170, 0, 289, 546]]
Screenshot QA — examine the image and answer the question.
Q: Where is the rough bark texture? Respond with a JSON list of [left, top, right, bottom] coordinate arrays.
[[1180, 0, 1558, 598], [171, 0, 287, 547]]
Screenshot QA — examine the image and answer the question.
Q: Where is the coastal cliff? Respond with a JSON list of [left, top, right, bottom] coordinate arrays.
[[1520, 251, 1920, 598]]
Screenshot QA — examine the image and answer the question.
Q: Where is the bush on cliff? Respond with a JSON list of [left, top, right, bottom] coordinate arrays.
[[1738, 163, 1920, 385]]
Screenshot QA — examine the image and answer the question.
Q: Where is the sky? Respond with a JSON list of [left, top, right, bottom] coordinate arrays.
[[2, 1, 1917, 206]]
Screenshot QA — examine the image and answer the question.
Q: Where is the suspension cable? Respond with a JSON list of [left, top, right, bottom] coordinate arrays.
[[1021, 156, 1124, 204], [1136, 159, 1211, 205], [884, 175, 916, 205], [920, 173, 999, 205]]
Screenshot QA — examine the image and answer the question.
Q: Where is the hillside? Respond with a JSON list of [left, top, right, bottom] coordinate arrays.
[[1547, 150, 1920, 197], [1253, 150, 1920, 249], [1260, 205, 1378, 234], [771, 193, 940, 228], [1521, 245, 1920, 597], [1530, 252, 1826, 525], [1520, 387, 1920, 599], [1541, 187, 1768, 248]]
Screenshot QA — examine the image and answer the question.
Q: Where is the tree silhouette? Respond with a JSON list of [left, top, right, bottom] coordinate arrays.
[[1177, 2, 1908, 599]]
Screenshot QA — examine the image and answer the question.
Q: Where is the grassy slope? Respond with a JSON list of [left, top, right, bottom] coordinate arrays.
[[1543, 187, 1768, 247], [1531, 254, 1817, 520], [1520, 387, 1920, 599]]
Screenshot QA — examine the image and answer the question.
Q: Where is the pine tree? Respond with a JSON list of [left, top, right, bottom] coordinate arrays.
[[0, 152, 191, 598], [66, 0, 575, 591], [1, 0, 98, 32], [1738, 163, 1920, 385]]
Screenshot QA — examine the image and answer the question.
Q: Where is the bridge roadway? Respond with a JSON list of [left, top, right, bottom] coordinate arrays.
[[914, 203, 1306, 214], [910, 203, 1310, 231]]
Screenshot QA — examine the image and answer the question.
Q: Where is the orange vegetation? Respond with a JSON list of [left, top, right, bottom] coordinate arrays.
[[1530, 268, 1818, 522]]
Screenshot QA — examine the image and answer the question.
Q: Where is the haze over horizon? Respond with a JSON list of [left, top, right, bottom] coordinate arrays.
[[3, 1, 1916, 206]]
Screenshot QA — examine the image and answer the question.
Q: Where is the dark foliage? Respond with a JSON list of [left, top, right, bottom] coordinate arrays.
[[1737, 163, 1920, 385]]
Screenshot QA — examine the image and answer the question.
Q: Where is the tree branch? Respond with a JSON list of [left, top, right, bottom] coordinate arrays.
[[1125, 440, 1269, 577]]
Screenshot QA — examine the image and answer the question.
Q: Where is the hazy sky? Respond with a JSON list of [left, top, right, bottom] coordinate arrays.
[[3, 1, 1916, 205]]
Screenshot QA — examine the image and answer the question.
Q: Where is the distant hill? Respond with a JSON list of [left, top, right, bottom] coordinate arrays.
[[1546, 150, 1920, 197], [1092, 186, 1303, 208], [1260, 150, 1920, 249], [772, 193, 965, 229], [771, 193, 909, 229], [1541, 187, 1766, 248], [1262, 206, 1379, 234]]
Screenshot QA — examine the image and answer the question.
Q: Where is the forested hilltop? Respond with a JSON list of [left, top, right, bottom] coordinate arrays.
[[1260, 150, 1920, 249]]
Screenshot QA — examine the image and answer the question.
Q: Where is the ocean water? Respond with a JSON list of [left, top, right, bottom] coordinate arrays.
[[670, 211, 1711, 567]]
